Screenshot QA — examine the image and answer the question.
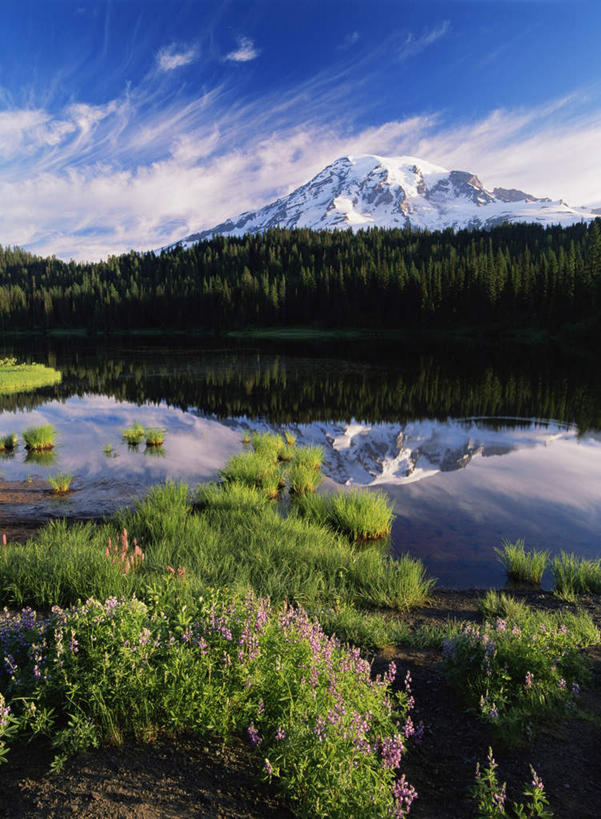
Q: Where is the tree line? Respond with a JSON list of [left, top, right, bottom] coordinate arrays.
[[0, 219, 600, 334]]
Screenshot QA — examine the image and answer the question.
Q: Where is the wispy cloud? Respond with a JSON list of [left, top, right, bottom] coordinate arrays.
[[398, 21, 450, 61], [0, 45, 599, 262], [339, 31, 360, 50], [225, 36, 259, 63], [157, 44, 198, 72]]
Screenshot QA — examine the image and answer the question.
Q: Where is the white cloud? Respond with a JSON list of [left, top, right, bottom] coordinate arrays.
[[0, 67, 599, 262], [398, 21, 450, 61], [157, 44, 198, 72], [225, 36, 259, 63]]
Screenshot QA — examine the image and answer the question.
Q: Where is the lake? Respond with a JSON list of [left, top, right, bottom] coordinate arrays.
[[1, 335, 600, 588]]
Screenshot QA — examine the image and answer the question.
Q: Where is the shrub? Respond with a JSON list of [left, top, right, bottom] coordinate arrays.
[[48, 473, 72, 495], [552, 552, 601, 597], [22, 424, 56, 451], [443, 606, 596, 744], [0, 593, 420, 817], [495, 539, 548, 586]]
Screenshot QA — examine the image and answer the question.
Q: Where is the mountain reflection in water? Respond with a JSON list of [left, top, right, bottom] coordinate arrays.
[[0, 336, 600, 587]]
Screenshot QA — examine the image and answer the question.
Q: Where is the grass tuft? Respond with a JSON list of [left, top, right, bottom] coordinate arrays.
[[552, 552, 601, 597], [329, 490, 394, 541], [48, 473, 73, 495], [250, 432, 285, 462], [220, 452, 283, 499], [289, 462, 322, 495], [22, 424, 57, 451], [0, 433, 18, 451], [494, 539, 548, 586], [291, 445, 323, 472], [121, 422, 145, 444], [145, 427, 166, 447]]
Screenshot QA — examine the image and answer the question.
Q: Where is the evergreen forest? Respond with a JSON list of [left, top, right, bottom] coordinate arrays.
[[0, 219, 600, 336]]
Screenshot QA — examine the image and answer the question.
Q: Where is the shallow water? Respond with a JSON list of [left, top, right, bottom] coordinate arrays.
[[1, 336, 600, 587]]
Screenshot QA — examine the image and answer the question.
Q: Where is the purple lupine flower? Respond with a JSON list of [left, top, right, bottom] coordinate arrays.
[[274, 726, 286, 741], [531, 767, 544, 792], [257, 698, 265, 715], [558, 678, 567, 690], [384, 661, 397, 684], [525, 671, 534, 687], [264, 758, 274, 776], [391, 774, 418, 818], [572, 682, 580, 695], [380, 734, 404, 769], [247, 723, 262, 747]]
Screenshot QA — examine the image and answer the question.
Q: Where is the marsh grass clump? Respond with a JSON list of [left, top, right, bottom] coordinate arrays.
[[284, 430, 296, 447], [329, 490, 394, 542], [288, 462, 322, 495], [250, 431, 285, 462], [241, 432, 251, 445], [121, 422, 145, 445], [196, 481, 269, 513], [552, 552, 601, 598], [0, 433, 18, 451], [292, 445, 323, 472], [48, 473, 72, 495], [220, 451, 283, 498], [495, 539, 548, 586], [145, 427, 165, 447], [22, 424, 56, 452]]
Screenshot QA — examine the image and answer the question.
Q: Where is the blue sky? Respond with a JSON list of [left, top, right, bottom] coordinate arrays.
[[1, 0, 600, 260]]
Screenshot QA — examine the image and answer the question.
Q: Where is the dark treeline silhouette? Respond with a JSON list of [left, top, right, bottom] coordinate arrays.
[[0, 220, 600, 334], [2, 338, 601, 431]]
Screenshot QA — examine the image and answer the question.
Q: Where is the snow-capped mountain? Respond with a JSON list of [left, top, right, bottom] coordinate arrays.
[[165, 155, 599, 250]]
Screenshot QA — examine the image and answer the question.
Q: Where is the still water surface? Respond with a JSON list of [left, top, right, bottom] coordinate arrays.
[[1, 337, 600, 588]]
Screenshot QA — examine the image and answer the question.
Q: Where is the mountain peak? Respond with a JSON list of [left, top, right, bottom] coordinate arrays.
[[161, 154, 598, 251]]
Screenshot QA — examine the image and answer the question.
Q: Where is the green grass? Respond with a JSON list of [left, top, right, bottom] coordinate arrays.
[[22, 424, 57, 451], [220, 451, 284, 498], [121, 422, 145, 444], [145, 427, 165, 447], [48, 473, 73, 495], [552, 552, 601, 598], [289, 462, 322, 495], [291, 445, 323, 472], [284, 430, 297, 447], [494, 539, 548, 585], [0, 361, 61, 395], [0, 480, 433, 613], [0, 433, 18, 451], [250, 431, 285, 461], [296, 489, 394, 542]]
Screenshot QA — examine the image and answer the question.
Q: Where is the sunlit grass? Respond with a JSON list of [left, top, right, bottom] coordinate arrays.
[[121, 422, 145, 444], [0, 433, 18, 451], [250, 431, 285, 462], [552, 552, 601, 598], [220, 451, 284, 499], [145, 427, 165, 447], [289, 462, 322, 495], [48, 473, 73, 495], [494, 539, 548, 586], [22, 424, 56, 451], [295, 489, 394, 541], [0, 361, 61, 395]]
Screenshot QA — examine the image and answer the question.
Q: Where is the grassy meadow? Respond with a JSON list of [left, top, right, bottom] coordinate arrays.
[[0, 357, 61, 395], [0, 435, 599, 817]]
